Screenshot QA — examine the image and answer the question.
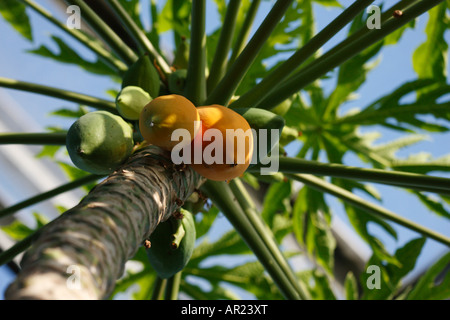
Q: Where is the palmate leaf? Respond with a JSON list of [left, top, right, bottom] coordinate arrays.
[[293, 185, 335, 274], [188, 229, 251, 266], [297, 269, 336, 300], [406, 252, 450, 300], [0, 1, 33, 41], [344, 271, 358, 300], [184, 261, 283, 300], [28, 35, 118, 76], [157, 0, 191, 43], [260, 180, 292, 229], [337, 79, 450, 132], [410, 191, 450, 220], [391, 153, 450, 174], [361, 237, 426, 300], [1, 212, 48, 241], [412, 2, 448, 84]]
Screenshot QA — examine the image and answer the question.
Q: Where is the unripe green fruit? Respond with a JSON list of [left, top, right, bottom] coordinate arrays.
[[122, 54, 160, 99], [271, 98, 293, 116], [233, 108, 285, 167], [116, 86, 152, 120], [146, 209, 196, 279], [66, 111, 134, 175], [168, 69, 187, 95]]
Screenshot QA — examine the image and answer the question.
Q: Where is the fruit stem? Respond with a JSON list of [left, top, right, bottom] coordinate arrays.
[[0, 132, 67, 145], [270, 156, 450, 195], [66, 0, 138, 65], [164, 272, 182, 300], [228, 0, 262, 67], [205, 0, 294, 106], [255, 0, 445, 110], [287, 173, 450, 247], [228, 178, 311, 299], [0, 174, 103, 219], [18, 0, 128, 74], [201, 180, 308, 300], [150, 276, 167, 300], [230, 0, 375, 110], [207, 0, 242, 93], [184, 0, 207, 106], [170, 219, 186, 250], [106, 0, 172, 77], [0, 77, 117, 113]]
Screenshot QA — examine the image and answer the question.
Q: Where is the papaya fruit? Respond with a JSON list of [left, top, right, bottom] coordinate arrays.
[[190, 104, 254, 181], [146, 209, 196, 279], [233, 108, 285, 166], [66, 111, 134, 175], [116, 86, 152, 120], [168, 69, 187, 95], [122, 53, 160, 98], [139, 94, 200, 151], [271, 97, 293, 116]]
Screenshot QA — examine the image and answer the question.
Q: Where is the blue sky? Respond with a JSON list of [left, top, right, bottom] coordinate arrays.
[[0, 0, 449, 299]]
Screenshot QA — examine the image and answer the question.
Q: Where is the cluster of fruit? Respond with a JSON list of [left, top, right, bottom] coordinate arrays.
[[65, 45, 288, 278]]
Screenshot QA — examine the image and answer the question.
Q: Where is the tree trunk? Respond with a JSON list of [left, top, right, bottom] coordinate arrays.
[[5, 146, 203, 300]]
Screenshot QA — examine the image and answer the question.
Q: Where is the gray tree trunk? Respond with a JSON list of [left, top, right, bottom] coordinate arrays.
[[5, 146, 202, 299]]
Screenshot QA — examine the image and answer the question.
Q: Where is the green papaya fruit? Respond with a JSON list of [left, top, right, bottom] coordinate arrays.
[[116, 86, 152, 120], [233, 108, 285, 166], [172, 38, 189, 70], [122, 54, 160, 98], [271, 97, 293, 116], [146, 209, 196, 279], [66, 111, 134, 175], [280, 125, 299, 146], [168, 69, 187, 95]]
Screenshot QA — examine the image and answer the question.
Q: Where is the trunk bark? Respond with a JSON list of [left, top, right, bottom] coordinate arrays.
[[5, 146, 203, 299]]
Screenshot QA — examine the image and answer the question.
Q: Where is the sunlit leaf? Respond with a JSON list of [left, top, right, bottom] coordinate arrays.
[[0, 1, 32, 41], [406, 252, 450, 300], [412, 3, 448, 84], [361, 237, 426, 300], [28, 35, 117, 76]]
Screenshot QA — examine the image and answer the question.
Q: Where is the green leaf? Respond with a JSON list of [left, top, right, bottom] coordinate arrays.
[[297, 269, 336, 300], [344, 272, 359, 300], [189, 229, 251, 266], [337, 79, 450, 132], [293, 186, 335, 274], [57, 161, 97, 191], [28, 35, 117, 76], [412, 2, 448, 83], [409, 191, 450, 219], [260, 180, 292, 228], [49, 106, 89, 119], [361, 237, 426, 300], [391, 153, 450, 174], [344, 204, 399, 265], [1, 212, 48, 240], [36, 145, 63, 159], [194, 205, 220, 240], [185, 261, 282, 300], [323, 10, 384, 118], [0, 1, 33, 41], [407, 252, 450, 300]]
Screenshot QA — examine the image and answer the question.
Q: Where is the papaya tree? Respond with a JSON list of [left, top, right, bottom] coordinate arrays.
[[0, 0, 449, 300]]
